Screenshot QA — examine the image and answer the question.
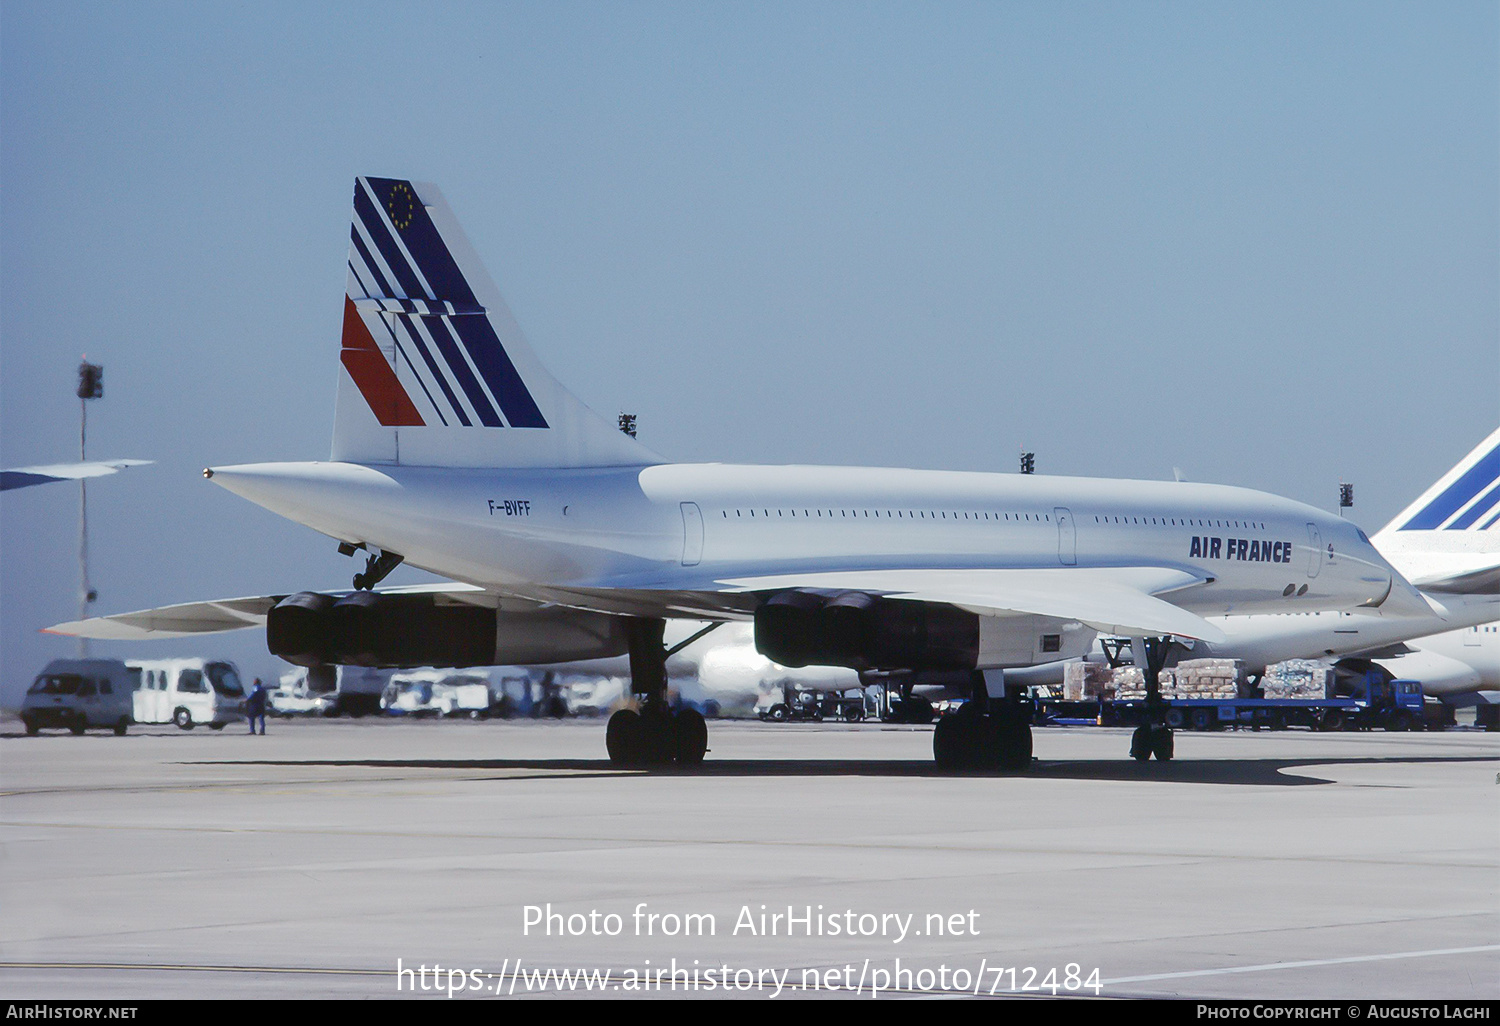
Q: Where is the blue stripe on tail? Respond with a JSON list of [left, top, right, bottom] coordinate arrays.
[[362, 177, 549, 429], [1398, 443, 1500, 530]]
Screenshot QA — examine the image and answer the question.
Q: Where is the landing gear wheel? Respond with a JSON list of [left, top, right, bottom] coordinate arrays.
[[995, 716, 1032, 772], [173, 707, 194, 730], [114, 718, 128, 736], [606, 709, 644, 765], [1130, 724, 1152, 761], [636, 709, 678, 765], [1150, 725, 1174, 761], [672, 709, 708, 765], [933, 713, 975, 771]]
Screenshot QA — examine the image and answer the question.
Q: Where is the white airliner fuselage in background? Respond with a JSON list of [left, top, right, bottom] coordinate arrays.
[[48, 176, 1437, 769]]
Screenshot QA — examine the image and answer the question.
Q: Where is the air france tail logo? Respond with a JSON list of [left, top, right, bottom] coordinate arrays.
[[342, 177, 549, 431], [1396, 437, 1500, 532]]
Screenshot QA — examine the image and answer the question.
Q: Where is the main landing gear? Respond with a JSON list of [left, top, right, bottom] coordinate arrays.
[[933, 671, 1033, 772], [605, 618, 710, 767], [1128, 636, 1174, 762]]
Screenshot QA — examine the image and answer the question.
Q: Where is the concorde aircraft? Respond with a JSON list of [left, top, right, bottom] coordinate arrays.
[[47, 177, 1433, 769]]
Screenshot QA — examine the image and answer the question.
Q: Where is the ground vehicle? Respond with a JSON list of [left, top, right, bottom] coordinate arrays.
[[380, 673, 492, 717], [126, 659, 246, 729], [759, 684, 869, 723], [21, 659, 135, 735], [1037, 671, 1429, 732], [268, 675, 337, 716]]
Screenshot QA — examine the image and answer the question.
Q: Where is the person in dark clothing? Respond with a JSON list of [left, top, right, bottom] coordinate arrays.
[[246, 678, 267, 735]]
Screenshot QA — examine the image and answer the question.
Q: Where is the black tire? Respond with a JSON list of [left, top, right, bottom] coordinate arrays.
[[1129, 724, 1152, 761], [1164, 708, 1186, 729], [23, 718, 38, 736], [606, 709, 643, 765], [1189, 708, 1213, 732], [69, 721, 87, 735], [845, 706, 864, 723], [768, 703, 789, 723], [209, 723, 225, 731], [1320, 709, 1344, 732], [173, 707, 194, 730], [996, 716, 1032, 772], [673, 709, 709, 765], [933, 714, 973, 771], [1150, 725, 1175, 762], [114, 718, 128, 736]]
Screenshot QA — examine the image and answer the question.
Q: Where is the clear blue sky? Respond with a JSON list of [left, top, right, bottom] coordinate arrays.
[[2, 1, 1496, 704]]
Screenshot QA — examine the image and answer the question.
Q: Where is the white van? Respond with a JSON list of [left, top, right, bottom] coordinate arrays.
[[126, 659, 246, 730], [21, 659, 136, 735], [381, 671, 492, 718]]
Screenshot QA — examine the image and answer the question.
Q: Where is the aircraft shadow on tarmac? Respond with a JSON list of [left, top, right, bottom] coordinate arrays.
[[188, 754, 1496, 787]]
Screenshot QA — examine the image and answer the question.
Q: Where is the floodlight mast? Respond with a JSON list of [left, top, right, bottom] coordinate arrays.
[[76, 360, 103, 656]]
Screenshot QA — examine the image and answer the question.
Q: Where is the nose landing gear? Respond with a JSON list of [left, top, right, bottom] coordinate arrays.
[[1129, 637, 1175, 762]]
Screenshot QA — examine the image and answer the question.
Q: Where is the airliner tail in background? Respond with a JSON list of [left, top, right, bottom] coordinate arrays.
[[1375, 427, 1500, 595]]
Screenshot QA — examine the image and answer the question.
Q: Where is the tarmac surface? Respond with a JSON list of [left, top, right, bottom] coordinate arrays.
[[1, 715, 1495, 1000]]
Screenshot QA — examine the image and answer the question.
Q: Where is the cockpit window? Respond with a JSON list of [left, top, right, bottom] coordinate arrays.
[[1357, 529, 1370, 544]]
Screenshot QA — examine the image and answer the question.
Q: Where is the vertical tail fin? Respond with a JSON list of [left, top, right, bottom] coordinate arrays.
[[333, 177, 661, 468], [1378, 427, 1500, 537], [1374, 427, 1500, 585]]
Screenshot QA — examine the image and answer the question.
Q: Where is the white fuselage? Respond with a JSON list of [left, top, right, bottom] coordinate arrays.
[[209, 460, 1419, 651], [1186, 593, 1500, 676], [1387, 622, 1500, 697]]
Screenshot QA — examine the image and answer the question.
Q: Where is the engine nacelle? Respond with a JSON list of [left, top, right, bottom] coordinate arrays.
[[754, 590, 979, 671], [267, 592, 629, 668]]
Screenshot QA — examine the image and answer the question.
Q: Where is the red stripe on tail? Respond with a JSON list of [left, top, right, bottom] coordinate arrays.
[[340, 296, 425, 427]]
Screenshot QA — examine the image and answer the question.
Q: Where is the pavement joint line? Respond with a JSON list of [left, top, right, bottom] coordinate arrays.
[[0, 820, 1493, 870], [1102, 944, 1500, 984]]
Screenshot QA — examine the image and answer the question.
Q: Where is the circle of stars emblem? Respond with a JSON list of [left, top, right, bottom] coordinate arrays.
[[387, 182, 415, 231]]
